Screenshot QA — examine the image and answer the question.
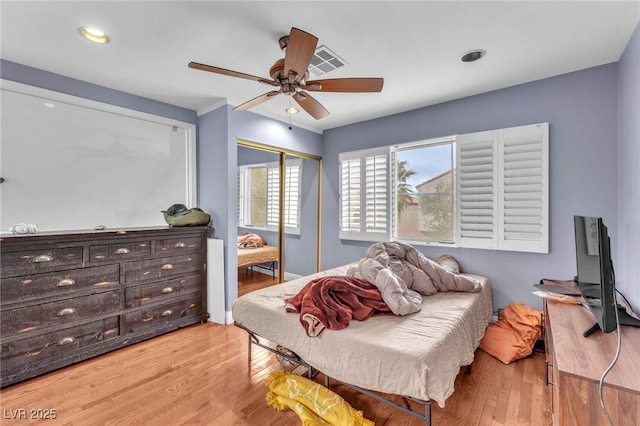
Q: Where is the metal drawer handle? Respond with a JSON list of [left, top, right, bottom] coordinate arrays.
[[56, 278, 76, 287], [32, 254, 53, 263], [57, 308, 76, 316], [174, 242, 186, 248], [114, 248, 130, 255], [161, 310, 172, 317], [161, 264, 174, 270], [58, 337, 76, 346], [161, 287, 174, 294]]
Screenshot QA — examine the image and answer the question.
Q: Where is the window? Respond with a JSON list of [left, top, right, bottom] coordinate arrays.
[[238, 158, 302, 234], [393, 138, 455, 243], [338, 147, 389, 240], [338, 122, 549, 253]]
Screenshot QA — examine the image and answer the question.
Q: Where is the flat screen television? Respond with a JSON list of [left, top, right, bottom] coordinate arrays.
[[574, 215, 640, 337]]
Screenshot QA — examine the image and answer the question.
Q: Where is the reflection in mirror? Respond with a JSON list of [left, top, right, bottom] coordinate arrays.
[[283, 154, 318, 280], [1, 87, 194, 232], [236, 144, 321, 297], [236, 146, 281, 296]]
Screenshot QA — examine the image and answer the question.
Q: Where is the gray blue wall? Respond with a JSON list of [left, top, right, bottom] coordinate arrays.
[[0, 60, 196, 124], [321, 63, 620, 311], [617, 23, 640, 313]]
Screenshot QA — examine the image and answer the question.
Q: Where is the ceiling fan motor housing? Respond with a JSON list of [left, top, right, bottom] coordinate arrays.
[[270, 58, 308, 89]]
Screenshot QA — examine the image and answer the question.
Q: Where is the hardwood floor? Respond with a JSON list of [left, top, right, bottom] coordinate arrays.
[[238, 267, 280, 297], [0, 322, 552, 425]]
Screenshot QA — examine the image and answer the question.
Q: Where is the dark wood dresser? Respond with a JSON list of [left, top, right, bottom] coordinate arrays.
[[0, 226, 209, 387]]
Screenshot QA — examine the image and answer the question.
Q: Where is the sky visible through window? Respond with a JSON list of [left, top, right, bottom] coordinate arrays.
[[396, 144, 452, 190]]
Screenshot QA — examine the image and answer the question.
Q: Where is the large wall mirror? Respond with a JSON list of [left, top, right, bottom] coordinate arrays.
[[236, 141, 321, 296], [0, 81, 196, 233]]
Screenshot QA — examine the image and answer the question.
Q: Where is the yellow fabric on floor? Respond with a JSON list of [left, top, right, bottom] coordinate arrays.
[[265, 370, 374, 426]]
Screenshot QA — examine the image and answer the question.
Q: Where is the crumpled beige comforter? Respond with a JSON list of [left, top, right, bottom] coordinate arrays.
[[358, 241, 481, 315]]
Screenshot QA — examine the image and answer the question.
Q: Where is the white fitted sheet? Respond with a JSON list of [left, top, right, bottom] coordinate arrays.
[[232, 263, 492, 407]]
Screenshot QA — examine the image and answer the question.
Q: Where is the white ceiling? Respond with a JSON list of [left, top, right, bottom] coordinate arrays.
[[1, 1, 639, 133]]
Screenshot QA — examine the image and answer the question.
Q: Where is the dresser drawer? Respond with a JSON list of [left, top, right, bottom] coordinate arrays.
[[1, 317, 119, 372], [125, 275, 201, 308], [1, 264, 119, 305], [123, 254, 202, 284], [124, 294, 202, 334], [155, 236, 201, 254], [89, 241, 151, 262], [1, 247, 83, 278], [1, 290, 121, 337]]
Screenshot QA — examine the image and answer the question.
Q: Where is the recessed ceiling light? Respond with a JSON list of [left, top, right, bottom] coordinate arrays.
[[285, 107, 299, 114], [78, 27, 110, 44], [461, 49, 486, 63], [42, 102, 56, 108]]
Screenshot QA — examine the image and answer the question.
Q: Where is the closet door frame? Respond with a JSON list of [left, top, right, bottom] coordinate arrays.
[[237, 139, 322, 282]]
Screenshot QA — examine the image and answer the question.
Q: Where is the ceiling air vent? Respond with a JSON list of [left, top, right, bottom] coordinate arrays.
[[308, 45, 348, 77]]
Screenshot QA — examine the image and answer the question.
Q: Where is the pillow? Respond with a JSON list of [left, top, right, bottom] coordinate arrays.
[[479, 302, 543, 364], [435, 254, 462, 274]]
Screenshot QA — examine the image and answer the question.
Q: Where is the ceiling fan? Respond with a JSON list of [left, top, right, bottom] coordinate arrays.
[[188, 27, 384, 120]]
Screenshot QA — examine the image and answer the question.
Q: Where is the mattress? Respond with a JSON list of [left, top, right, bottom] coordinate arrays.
[[232, 263, 493, 407], [237, 245, 279, 268]]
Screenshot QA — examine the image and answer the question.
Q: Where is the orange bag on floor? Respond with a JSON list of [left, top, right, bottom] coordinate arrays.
[[479, 302, 542, 364]]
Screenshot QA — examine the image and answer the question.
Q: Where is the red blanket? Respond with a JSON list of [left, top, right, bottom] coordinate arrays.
[[285, 276, 392, 337]]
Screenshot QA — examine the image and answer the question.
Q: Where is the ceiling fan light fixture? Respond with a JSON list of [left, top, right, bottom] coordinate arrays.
[[285, 107, 299, 114], [78, 27, 110, 44], [461, 49, 486, 63]]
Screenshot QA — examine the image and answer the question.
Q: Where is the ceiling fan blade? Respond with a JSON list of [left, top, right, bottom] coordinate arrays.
[[188, 62, 279, 86], [293, 91, 330, 120], [233, 90, 281, 111], [305, 78, 384, 93], [284, 28, 318, 83]]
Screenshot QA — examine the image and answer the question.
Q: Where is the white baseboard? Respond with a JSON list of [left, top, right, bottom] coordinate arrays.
[[225, 311, 234, 324], [284, 272, 303, 281]]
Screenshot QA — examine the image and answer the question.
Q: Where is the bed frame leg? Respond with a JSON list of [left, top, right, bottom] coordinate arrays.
[[425, 403, 432, 426], [324, 375, 329, 388], [247, 333, 252, 362]]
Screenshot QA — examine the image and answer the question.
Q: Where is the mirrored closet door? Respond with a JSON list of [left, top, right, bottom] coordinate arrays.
[[236, 142, 321, 296], [282, 153, 319, 281]]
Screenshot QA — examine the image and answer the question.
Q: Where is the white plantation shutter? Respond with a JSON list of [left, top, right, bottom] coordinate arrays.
[[365, 154, 388, 234], [338, 122, 547, 251], [339, 158, 361, 234], [266, 165, 279, 228], [266, 159, 302, 233], [339, 147, 390, 240], [237, 166, 245, 226], [498, 123, 548, 253], [283, 161, 301, 230], [456, 130, 498, 249], [456, 123, 548, 253]]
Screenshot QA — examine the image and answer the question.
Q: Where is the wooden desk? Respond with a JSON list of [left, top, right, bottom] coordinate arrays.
[[544, 300, 640, 425]]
